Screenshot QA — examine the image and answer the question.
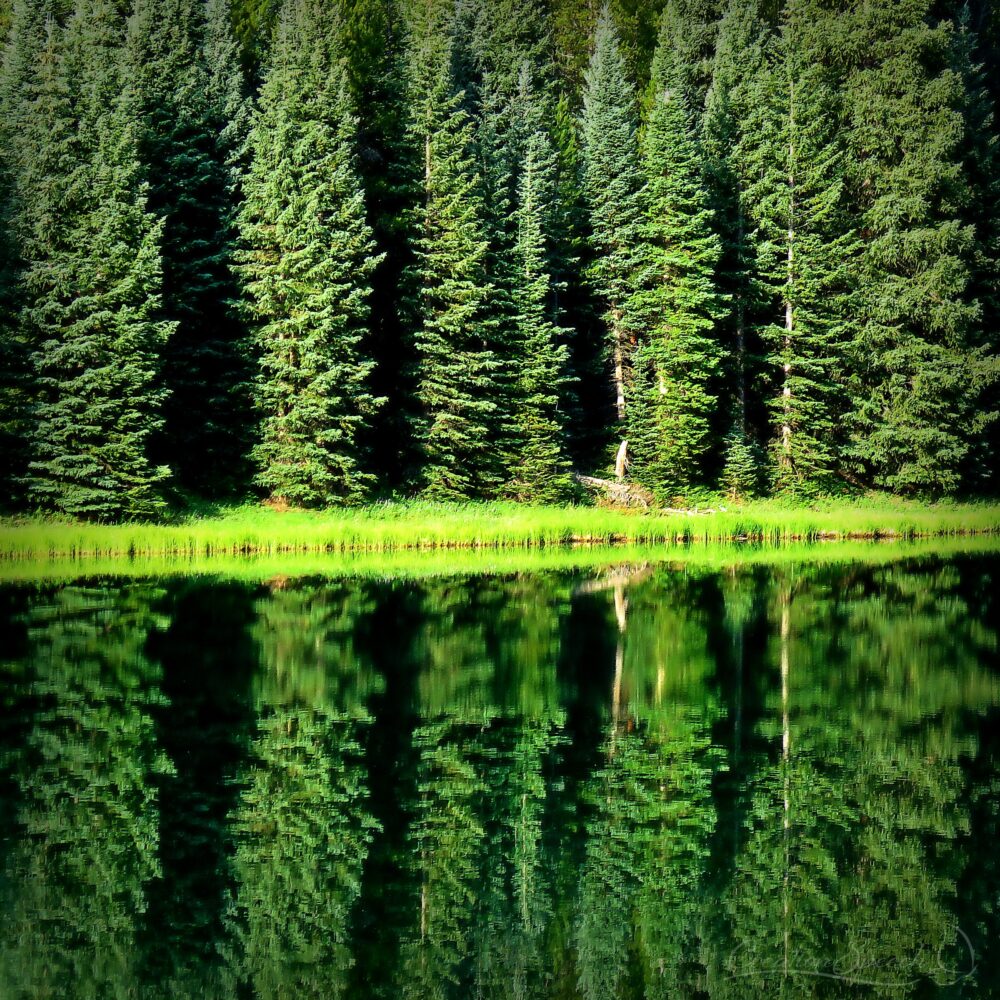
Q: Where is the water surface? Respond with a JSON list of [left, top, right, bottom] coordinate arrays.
[[1, 549, 998, 998]]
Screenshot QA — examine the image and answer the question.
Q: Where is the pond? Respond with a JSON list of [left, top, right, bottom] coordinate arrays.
[[0, 547, 998, 998]]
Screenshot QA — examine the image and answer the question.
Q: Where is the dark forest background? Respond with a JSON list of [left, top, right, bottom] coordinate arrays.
[[1, 0, 998, 518]]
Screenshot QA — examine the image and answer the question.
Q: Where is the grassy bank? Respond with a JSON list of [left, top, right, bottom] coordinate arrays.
[[1, 497, 999, 561], [2, 536, 999, 585]]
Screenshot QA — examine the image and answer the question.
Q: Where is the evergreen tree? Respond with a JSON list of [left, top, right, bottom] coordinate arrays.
[[340, 0, 423, 490], [506, 87, 575, 502], [238, 0, 382, 507], [128, 0, 253, 496], [0, 0, 58, 510], [0, 82, 25, 509], [0, 164, 27, 510], [952, 5, 1000, 487], [629, 33, 725, 499], [580, 6, 646, 478], [645, 0, 720, 118], [838, 0, 996, 494], [745, 0, 859, 492], [702, 0, 772, 495], [403, 0, 505, 499], [18, 0, 173, 519]]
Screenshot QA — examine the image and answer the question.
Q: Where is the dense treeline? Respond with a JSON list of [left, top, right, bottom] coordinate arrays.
[[0, 0, 998, 517]]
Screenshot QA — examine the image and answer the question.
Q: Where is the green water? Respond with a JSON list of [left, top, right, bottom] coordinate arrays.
[[0, 551, 998, 998]]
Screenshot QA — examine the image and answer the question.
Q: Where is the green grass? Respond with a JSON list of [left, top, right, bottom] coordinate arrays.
[[1, 496, 999, 563], [1, 535, 999, 585]]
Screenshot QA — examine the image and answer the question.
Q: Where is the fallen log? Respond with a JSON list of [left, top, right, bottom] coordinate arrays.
[[575, 475, 654, 509]]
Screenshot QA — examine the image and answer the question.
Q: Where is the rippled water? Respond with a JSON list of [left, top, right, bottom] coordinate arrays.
[[0, 551, 998, 998]]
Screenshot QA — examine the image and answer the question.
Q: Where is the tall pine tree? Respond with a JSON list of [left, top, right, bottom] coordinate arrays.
[[505, 74, 575, 502], [403, 0, 505, 499], [0, 0, 43, 510], [702, 0, 772, 496], [628, 15, 725, 499], [745, 0, 859, 492], [951, 4, 1000, 488], [18, 0, 173, 519], [238, 0, 382, 507], [580, 5, 645, 479], [127, 0, 253, 496], [838, 0, 995, 494]]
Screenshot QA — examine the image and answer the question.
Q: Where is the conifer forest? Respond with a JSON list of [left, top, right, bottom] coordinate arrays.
[[1, 0, 1000, 519]]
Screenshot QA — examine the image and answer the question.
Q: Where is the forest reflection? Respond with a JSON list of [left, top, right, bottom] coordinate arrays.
[[0, 554, 998, 999]]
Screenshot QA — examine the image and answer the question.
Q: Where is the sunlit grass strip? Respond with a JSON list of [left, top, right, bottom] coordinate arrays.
[[1, 536, 999, 585], [1, 499, 999, 561]]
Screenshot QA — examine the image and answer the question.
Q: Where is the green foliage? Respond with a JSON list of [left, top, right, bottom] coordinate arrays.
[[128, 0, 253, 495], [702, 0, 772, 453], [744, 0, 860, 494], [504, 77, 575, 502], [4, 0, 1000, 513], [629, 51, 725, 498], [720, 425, 762, 499], [580, 7, 646, 467], [837, 0, 997, 494], [238, 0, 382, 507], [404, 0, 505, 500], [0, 584, 171, 997], [16, 0, 174, 520], [646, 0, 721, 117]]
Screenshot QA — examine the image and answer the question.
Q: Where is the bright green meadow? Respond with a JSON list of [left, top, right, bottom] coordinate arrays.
[[1, 497, 999, 563]]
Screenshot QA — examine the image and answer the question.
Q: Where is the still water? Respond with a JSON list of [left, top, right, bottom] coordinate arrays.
[[0, 550, 998, 999]]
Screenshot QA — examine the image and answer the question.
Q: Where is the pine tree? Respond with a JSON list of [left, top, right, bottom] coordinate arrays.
[[745, 0, 860, 493], [128, 0, 253, 496], [506, 90, 575, 502], [403, 0, 505, 500], [645, 0, 721, 119], [238, 0, 382, 507], [952, 5, 1000, 488], [340, 0, 423, 491], [0, 0, 58, 510], [580, 6, 646, 479], [19, 0, 173, 519], [838, 0, 996, 494], [702, 0, 772, 495], [628, 25, 725, 499], [0, 163, 27, 510]]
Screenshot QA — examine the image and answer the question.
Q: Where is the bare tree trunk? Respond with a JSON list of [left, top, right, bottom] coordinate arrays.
[[612, 309, 629, 478], [614, 439, 629, 480]]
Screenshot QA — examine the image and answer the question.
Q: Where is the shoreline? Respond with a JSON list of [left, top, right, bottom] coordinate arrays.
[[2, 499, 1000, 562]]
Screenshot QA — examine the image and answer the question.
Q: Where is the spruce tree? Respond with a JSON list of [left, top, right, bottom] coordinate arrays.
[[18, 0, 173, 519], [127, 0, 252, 496], [0, 164, 29, 510], [629, 26, 725, 499], [238, 0, 382, 507], [952, 6, 1000, 487], [0, 0, 56, 510], [340, 0, 423, 491], [838, 0, 995, 494], [403, 0, 505, 500], [580, 6, 646, 479], [702, 0, 772, 496], [505, 91, 575, 502], [744, 0, 860, 493], [645, 0, 721, 119]]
